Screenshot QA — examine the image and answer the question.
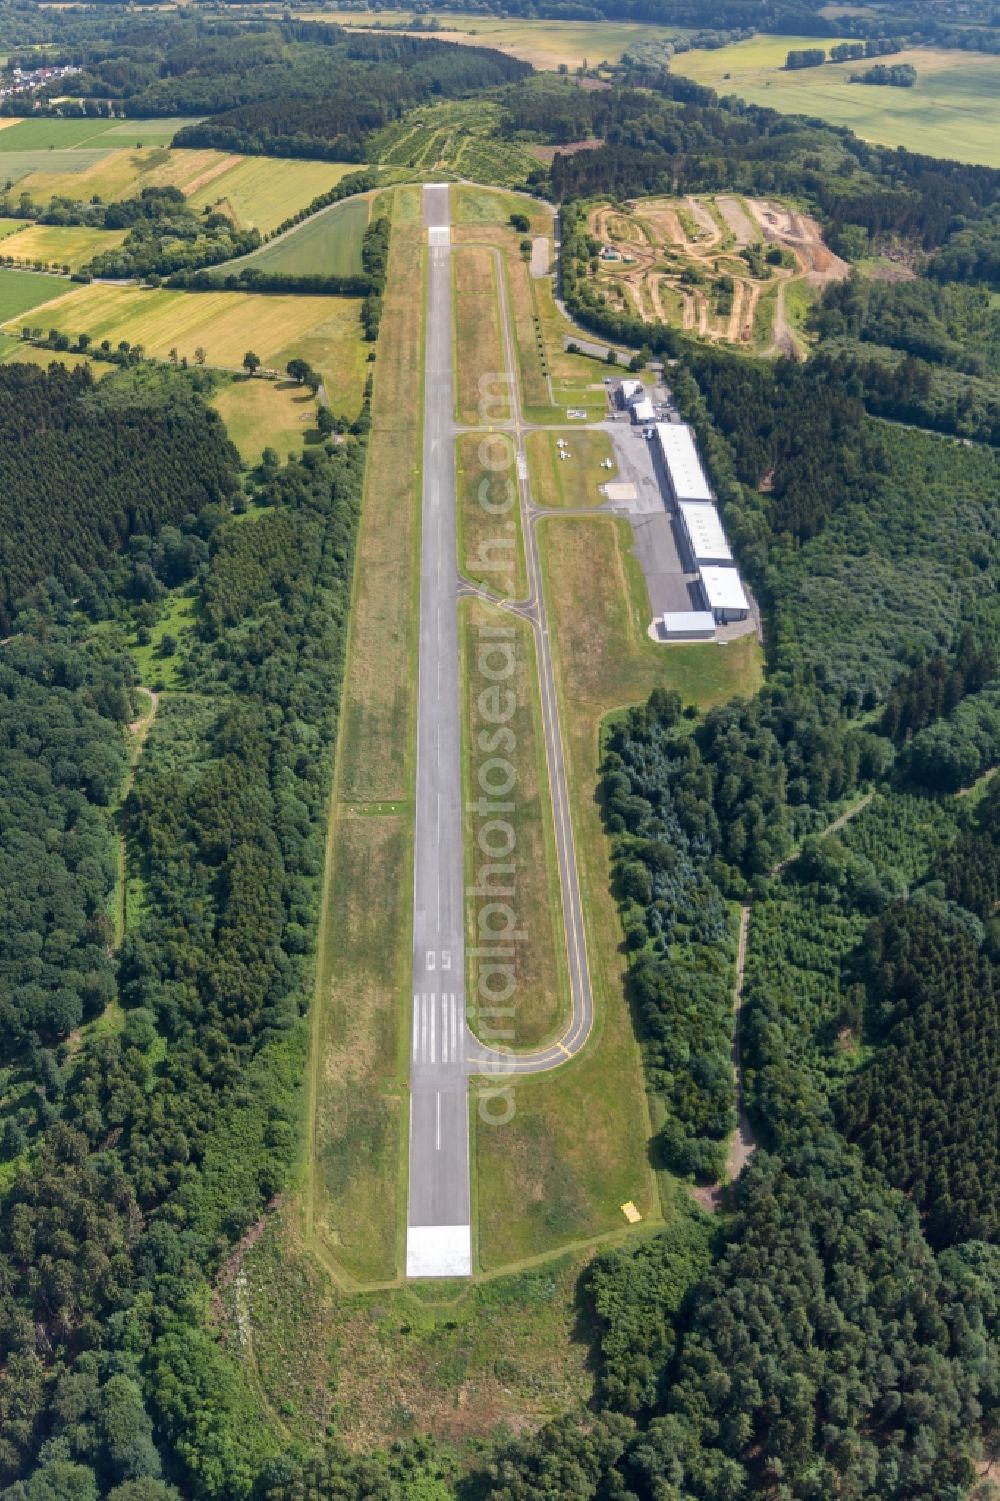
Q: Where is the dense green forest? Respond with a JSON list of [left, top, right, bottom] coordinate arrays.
[[0, 363, 238, 630], [0, 362, 371, 1498]]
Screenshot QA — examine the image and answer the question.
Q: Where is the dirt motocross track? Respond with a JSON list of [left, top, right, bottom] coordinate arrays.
[[588, 193, 847, 357]]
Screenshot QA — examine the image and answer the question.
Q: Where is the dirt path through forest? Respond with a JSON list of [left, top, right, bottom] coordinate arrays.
[[722, 790, 876, 1187]]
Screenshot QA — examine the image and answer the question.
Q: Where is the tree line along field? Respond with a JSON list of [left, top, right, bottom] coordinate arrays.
[[588, 193, 848, 356], [1, 144, 360, 234], [671, 38, 1000, 168]]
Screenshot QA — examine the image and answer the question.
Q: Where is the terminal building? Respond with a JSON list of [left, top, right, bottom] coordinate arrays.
[[654, 422, 713, 502], [677, 500, 733, 568], [700, 566, 750, 624]]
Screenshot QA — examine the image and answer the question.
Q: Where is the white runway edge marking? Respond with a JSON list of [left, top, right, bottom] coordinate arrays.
[[435, 1091, 442, 1150], [406, 1222, 472, 1278]]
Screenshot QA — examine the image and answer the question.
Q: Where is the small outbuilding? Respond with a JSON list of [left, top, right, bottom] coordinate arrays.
[[630, 397, 656, 425], [618, 379, 642, 407], [661, 611, 716, 640]]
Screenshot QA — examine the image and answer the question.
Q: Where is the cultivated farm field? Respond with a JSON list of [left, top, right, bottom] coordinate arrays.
[[185, 154, 362, 233], [7, 146, 359, 232], [0, 223, 127, 271], [7, 283, 368, 407], [229, 193, 370, 278], [0, 116, 200, 150], [302, 9, 693, 70], [672, 39, 1000, 167]]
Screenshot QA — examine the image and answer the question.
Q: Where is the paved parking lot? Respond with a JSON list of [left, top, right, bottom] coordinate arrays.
[[601, 415, 704, 615]]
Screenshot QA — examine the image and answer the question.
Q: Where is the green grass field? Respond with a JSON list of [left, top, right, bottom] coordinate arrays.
[[0, 222, 127, 270], [1, 341, 90, 372], [456, 431, 527, 598], [460, 598, 570, 1052], [0, 148, 113, 186], [672, 39, 1000, 167], [212, 376, 321, 465], [304, 187, 424, 1288], [0, 266, 69, 320], [474, 514, 763, 1267], [223, 1207, 596, 1455], [0, 116, 199, 150], [526, 429, 616, 508], [225, 193, 370, 278]]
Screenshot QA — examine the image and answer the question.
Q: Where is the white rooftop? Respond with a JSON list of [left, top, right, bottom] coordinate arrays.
[[701, 566, 749, 613], [662, 611, 716, 635], [621, 379, 642, 401], [678, 501, 732, 563], [655, 423, 713, 502], [631, 398, 656, 423]]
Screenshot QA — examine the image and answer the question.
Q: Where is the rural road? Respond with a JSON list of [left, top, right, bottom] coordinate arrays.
[[405, 184, 472, 1279]]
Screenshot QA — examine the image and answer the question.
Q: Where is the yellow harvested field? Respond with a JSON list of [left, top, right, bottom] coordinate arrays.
[[186, 156, 363, 233], [18, 148, 230, 205], [0, 223, 127, 271], [8, 283, 365, 383], [17, 148, 360, 232]]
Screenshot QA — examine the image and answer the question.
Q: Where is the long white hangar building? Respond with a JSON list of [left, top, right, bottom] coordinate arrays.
[[654, 421, 750, 628]]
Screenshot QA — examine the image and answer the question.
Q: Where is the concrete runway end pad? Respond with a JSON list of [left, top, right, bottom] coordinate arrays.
[[406, 1223, 472, 1278], [428, 226, 451, 247]]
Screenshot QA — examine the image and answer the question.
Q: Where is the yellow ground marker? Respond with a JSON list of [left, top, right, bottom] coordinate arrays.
[[621, 1201, 642, 1225]]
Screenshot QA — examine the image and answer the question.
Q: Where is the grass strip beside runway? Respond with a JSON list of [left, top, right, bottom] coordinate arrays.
[[305, 186, 424, 1285]]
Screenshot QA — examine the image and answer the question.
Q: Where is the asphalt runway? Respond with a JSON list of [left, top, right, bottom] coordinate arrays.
[[405, 184, 472, 1279]]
